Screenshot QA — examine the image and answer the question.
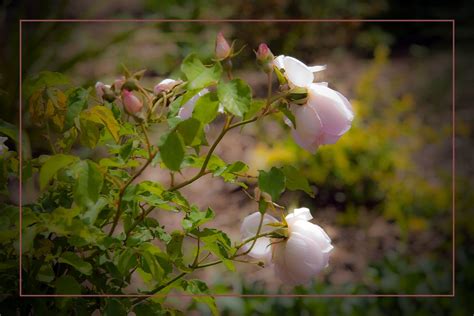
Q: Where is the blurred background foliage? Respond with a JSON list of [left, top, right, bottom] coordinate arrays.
[[1, 0, 473, 315]]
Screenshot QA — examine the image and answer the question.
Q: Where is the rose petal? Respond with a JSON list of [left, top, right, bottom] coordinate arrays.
[[283, 56, 314, 88], [308, 84, 353, 136], [240, 212, 279, 260], [291, 129, 319, 153], [292, 103, 322, 140], [284, 232, 324, 284], [285, 207, 313, 225], [273, 55, 285, 70], [308, 65, 327, 73]]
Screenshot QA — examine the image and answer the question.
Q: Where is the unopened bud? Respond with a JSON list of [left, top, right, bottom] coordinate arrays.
[[95, 82, 110, 102], [122, 90, 143, 114], [256, 43, 274, 73], [215, 32, 231, 60], [154, 79, 182, 95], [113, 76, 126, 92]]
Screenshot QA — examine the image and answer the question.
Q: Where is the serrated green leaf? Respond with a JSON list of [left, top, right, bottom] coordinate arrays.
[[281, 165, 314, 197], [258, 167, 286, 201], [73, 160, 104, 208], [200, 230, 235, 271], [39, 154, 78, 190], [217, 79, 251, 117], [182, 207, 215, 231], [58, 251, 93, 275], [177, 118, 204, 147], [159, 131, 185, 171], [166, 231, 184, 261], [64, 87, 89, 130], [181, 54, 222, 90], [192, 92, 220, 124]]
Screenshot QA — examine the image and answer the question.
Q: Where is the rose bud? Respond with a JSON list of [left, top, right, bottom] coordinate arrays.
[[95, 81, 110, 102], [113, 76, 126, 92], [240, 208, 333, 285], [177, 88, 209, 120], [274, 55, 353, 152], [122, 90, 143, 114], [256, 43, 274, 73], [215, 32, 231, 60], [153, 78, 182, 95]]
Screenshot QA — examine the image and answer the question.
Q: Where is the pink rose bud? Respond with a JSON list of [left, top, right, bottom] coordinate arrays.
[[153, 78, 181, 95], [95, 82, 107, 101], [113, 76, 126, 91], [256, 43, 274, 73], [215, 32, 231, 60], [122, 90, 143, 114], [256, 43, 274, 63]]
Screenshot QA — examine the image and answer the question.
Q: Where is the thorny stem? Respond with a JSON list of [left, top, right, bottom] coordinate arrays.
[[191, 230, 201, 268], [168, 115, 233, 191], [108, 150, 157, 237], [132, 272, 188, 306], [131, 77, 287, 305], [133, 231, 276, 304]]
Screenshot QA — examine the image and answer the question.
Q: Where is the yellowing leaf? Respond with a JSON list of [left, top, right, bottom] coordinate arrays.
[[81, 106, 120, 142]]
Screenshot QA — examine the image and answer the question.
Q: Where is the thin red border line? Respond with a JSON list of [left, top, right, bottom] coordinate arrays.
[[18, 19, 456, 298], [19, 294, 454, 298], [19, 18, 23, 297], [451, 19, 456, 297], [20, 18, 455, 23]]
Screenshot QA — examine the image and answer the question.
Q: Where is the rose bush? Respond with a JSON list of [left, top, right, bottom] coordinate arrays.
[[0, 32, 354, 314]]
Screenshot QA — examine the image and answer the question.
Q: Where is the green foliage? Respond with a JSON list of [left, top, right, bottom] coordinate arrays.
[[258, 167, 285, 201], [39, 154, 78, 190], [192, 92, 220, 124], [217, 79, 252, 117], [181, 53, 222, 90], [159, 130, 185, 171]]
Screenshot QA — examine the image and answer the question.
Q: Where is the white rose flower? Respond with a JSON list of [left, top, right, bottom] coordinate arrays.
[[274, 55, 354, 153], [240, 207, 333, 285], [177, 88, 209, 120]]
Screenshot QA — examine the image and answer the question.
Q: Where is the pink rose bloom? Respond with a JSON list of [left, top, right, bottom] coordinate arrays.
[[274, 55, 354, 153], [240, 208, 333, 285]]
